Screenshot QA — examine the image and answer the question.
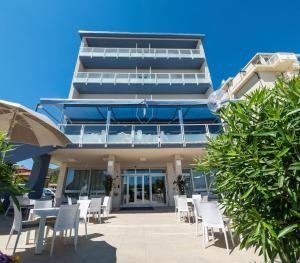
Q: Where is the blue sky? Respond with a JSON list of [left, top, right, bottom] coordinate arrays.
[[1, 0, 300, 168]]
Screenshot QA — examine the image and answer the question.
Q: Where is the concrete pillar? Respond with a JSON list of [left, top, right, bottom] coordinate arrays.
[[54, 163, 67, 206], [166, 162, 176, 206], [107, 155, 115, 176], [174, 154, 183, 176], [26, 154, 51, 199], [112, 163, 121, 209]]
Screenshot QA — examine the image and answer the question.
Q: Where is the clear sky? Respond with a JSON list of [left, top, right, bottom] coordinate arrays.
[[1, 0, 300, 167]]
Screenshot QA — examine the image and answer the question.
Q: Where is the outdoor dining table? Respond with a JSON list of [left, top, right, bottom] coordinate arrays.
[[27, 207, 60, 254]]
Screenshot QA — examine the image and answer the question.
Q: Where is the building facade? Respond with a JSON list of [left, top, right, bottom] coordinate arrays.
[[38, 31, 222, 208], [220, 52, 300, 99]]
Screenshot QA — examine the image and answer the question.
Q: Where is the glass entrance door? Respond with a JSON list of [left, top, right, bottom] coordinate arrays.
[[122, 170, 166, 206]]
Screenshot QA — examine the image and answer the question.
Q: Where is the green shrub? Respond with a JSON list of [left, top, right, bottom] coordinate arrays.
[[196, 76, 300, 262], [0, 133, 27, 211]]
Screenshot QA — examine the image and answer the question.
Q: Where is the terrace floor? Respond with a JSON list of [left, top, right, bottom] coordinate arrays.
[[0, 208, 262, 263]]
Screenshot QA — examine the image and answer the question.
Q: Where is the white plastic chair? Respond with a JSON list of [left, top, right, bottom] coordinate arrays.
[[174, 195, 178, 216], [67, 196, 73, 205], [88, 198, 102, 223], [6, 198, 40, 255], [198, 202, 234, 254], [177, 196, 191, 223], [79, 195, 89, 200], [77, 200, 91, 238], [46, 204, 80, 257], [101, 196, 111, 220], [192, 194, 202, 202], [5, 195, 31, 216], [193, 198, 202, 236]]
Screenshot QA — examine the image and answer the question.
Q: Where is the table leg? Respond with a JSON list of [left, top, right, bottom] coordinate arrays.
[[35, 217, 46, 254]]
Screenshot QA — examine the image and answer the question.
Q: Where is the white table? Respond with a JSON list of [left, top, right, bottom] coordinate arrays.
[[28, 207, 60, 254]]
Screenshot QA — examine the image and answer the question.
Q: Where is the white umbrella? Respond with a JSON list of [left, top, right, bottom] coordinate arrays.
[[0, 100, 70, 146]]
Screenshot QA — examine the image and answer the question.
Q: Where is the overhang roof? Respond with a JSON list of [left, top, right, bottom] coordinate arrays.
[[79, 30, 205, 40]]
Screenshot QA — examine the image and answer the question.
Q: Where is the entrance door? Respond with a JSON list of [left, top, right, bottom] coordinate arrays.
[[122, 172, 166, 206]]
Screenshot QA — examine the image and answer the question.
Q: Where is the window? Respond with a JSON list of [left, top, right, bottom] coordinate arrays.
[[191, 171, 208, 192], [65, 168, 106, 195]]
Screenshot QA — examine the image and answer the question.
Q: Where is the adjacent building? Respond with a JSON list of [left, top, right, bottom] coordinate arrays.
[[220, 52, 300, 99], [38, 31, 222, 208]]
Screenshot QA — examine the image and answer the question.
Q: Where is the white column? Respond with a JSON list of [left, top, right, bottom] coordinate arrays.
[[54, 163, 67, 206], [112, 163, 121, 209], [166, 162, 176, 206], [174, 154, 183, 177]]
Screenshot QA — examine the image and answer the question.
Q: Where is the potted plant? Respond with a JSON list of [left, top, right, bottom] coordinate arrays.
[[173, 175, 186, 195], [103, 174, 113, 196]]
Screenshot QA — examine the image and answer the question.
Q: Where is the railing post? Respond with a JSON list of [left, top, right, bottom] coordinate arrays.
[[169, 73, 171, 85], [178, 108, 185, 146], [182, 74, 184, 85], [91, 47, 94, 58], [114, 73, 116, 86], [117, 48, 119, 59], [85, 73, 89, 85], [100, 73, 103, 85], [195, 73, 199, 85], [131, 125, 135, 147], [205, 124, 211, 140], [79, 125, 84, 147], [104, 48, 106, 58], [157, 125, 161, 147]]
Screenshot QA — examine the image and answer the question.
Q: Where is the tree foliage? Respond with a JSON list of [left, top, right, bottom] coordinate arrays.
[[196, 76, 300, 262], [0, 133, 27, 211]]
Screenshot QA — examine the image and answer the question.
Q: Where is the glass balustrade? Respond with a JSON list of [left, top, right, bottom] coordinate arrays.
[[108, 125, 132, 144], [60, 124, 222, 145], [79, 47, 202, 59], [82, 125, 106, 143], [184, 125, 207, 143], [208, 124, 223, 139], [133, 125, 158, 144], [74, 72, 207, 85], [160, 125, 182, 144]]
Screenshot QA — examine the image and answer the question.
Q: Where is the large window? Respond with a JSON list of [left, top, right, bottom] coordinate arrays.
[[65, 168, 106, 196]]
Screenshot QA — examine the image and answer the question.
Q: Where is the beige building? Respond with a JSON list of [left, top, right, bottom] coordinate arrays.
[[220, 52, 300, 99]]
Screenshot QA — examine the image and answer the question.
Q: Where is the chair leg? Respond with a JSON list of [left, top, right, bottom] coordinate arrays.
[[6, 227, 14, 249], [202, 225, 206, 248], [211, 228, 215, 242], [196, 219, 198, 236], [4, 207, 11, 216], [13, 231, 21, 255], [223, 228, 230, 255], [85, 221, 88, 239], [74, 227, 78, 250], [50, 231, 56, 257], [228, 226, 235, 247]]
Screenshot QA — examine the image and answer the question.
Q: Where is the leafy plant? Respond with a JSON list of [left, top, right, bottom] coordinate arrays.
[[173, 175, 186, 195], [0, 133, 27, 212], [196, 76, 300, 262], [103, 174, 113, 196]]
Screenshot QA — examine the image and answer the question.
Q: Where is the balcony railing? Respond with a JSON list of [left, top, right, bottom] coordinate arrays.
[[73, 72, 207, 86], [59, 124, 223, 146], [79, 47, 202, 59]]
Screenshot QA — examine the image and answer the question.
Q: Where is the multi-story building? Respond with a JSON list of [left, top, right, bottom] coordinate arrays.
[[38, 31, 222, 208], [220, 52, 300, 99]]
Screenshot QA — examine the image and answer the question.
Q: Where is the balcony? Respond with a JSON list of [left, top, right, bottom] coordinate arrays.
[[60, 123, 223, 147], [73, 72, 211, 94], [79, 47, 205, 69]]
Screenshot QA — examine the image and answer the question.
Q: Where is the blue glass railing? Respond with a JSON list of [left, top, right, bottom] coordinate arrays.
[[79, 47, 203, 59], [59, 124, 223, 146]]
